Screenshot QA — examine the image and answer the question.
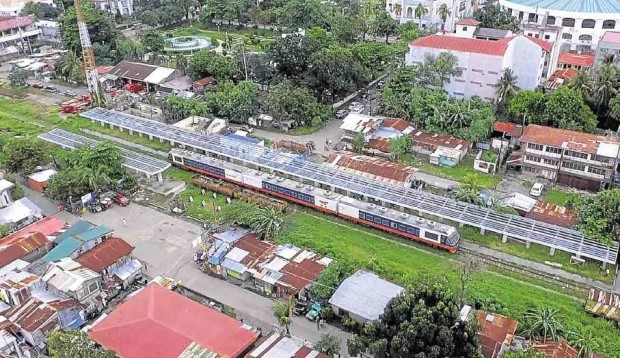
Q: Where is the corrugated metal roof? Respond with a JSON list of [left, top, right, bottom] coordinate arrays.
[[0, 198, 42, 225], [329, 270, 404, 322], [42, 258, 100, 293], [143, 67, 177, 85], [54, 220, 94, 244], [75, 237, 134, 272], [44, 224, 111, 262], [75, 225, 111, 242]]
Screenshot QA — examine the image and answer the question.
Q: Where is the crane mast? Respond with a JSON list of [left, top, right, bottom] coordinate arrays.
[[75, 0, 105, 106]]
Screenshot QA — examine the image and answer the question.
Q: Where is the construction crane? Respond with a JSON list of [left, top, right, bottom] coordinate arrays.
[[75, 0, 105, 106]]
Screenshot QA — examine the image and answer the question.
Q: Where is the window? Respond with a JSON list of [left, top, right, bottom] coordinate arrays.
[[528, 13, 537, 23], [543, 158, 559, 166], [488, 71, 498, 75], [592, 154, 612, 164], [88, 282, 99, 295], [406, 7, 413, 18], [562, 18, 575, 27], [424, 231, 439, 241], [565, 150, 588, 159], [581, 19, 595, 28], [470, 81, 481, 85], [562, 33, 573, 40], [546, 16, 556, 25], [524, 166, 541, 174], [518, 11, 524, 20], [579, 34, 592, 41], [588, 167, 606, 175], [472, 69, 484, 73], [453, 92, 464, 96], [462, 26, 468, 31], [603, 20, 616, 29], [457, 66, 467, 72], [455, 79, 465, 83], [562, 161, 586, 171], [525, 155, 540, 162], [527, 32, 533, 37], [528, 143, 543, 151], [534, 34, 539, 38], [544, 35, 550, 40], [545, 146, 562, 154]]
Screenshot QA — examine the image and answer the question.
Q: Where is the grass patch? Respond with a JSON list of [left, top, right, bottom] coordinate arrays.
[[280, 211, 620, 356], [460, 226, 612, 284], [171, 26, 275, 52], [291, 125, 321, 136], [402, 154, 501, 189], [544, 187, 578, 206]]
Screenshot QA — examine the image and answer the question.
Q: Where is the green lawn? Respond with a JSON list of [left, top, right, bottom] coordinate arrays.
[[280, 212, 620, 356], [402, 154, 502, 189], [544, 187, 579, 206], [171, 26, 275, 52]]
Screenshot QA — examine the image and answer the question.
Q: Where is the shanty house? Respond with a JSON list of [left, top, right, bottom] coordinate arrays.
[[0, 179, 13, 208], [0, 198, 43, 230], [41, 258, 103, 311], [43, 220, 112, 262], [109, 61, 182, 92], [0, 260, 41, 307], [76, 237, 142, 289], [476, 311, 519, 358]]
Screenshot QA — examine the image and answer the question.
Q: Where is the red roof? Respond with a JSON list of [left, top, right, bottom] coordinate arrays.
[[0, 233, 49, 268], [549, 68, 578, 82], [456, 18, 480, 26], [525, 35, 553, 52], [90, 284, 259, 358], [279, 257, 327, 293], [1, 217, 64, 244], [493, 121, 523, 138], [96, 66, 114, 75], [521, 124, 620, 155], [411, 35, 511, 56], [0, 16, 33, 32], [524, 200, 576, 228], [477, 311, 519, 358], [409, 129, 471, 151], [381, 118, 412, 132], [558, 52, 595, 67], [601, 31, 620, 44], [533, 339, 578, 358], [75, 237, 134, 272]]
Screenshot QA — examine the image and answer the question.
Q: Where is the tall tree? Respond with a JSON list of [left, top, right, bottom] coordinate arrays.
[[473, 4, 519, 31], [2, 138, 48, 174], [522, 307, 564, 342], [567, 70, 593, 102], [47, 330, 115, 358], [388, 135, 411, 161], [273, 301, 292, 335], [591, 63, 619, 117], [266, 80, 332, 127], [437, 3, 451, 29], [116, 38, 145, 60], [372, 10, 399, 44], [188, 50, 237, 80], [573, 189, 620, 246], [414, 3, 428, 29], [347, 281, 480, 358], [455, 175, 483, 205], [543, 87, 597, 132], [250, 207, 283, 240], [508, 90, 547, 125], [277, 0, 328, 30], [494, 68, 519, 109], [267, 34, 318, 78], [420, 52, 462, 89], [307, 46, 369, 101], [204, 81, 259, 123], [140, 29, 166, 53], [59, 0, 117, 56]]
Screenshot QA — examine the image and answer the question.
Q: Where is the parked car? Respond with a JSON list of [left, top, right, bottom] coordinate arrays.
[[44, 85, 57, 93], [62, 90, 77, 97], [112, 192, 130, 206], [350, 104, 364, 113], [348, 101, 360, 110], [530, 182, 544, 197], [31, 83, 44, 89], [335, 109, 349, 119]]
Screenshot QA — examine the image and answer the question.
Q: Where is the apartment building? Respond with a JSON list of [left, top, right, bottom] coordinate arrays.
[[0, 16, 41, 57], [520, 125, 620, 191], [93, 0, 134, 16], [385, 0, 471, 32], [594, 31, 620, 67], [406, 32, 548, 100]]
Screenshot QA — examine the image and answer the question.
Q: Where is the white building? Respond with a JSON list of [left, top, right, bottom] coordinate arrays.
[[406, 30, 550, 100], [499, 0, 620, 51], [0, 0, 53, 17], [385, 0, 472, 32], [0, 15, 41, 57], [93, 0, 134, 16], [0, 180, 13, 208]]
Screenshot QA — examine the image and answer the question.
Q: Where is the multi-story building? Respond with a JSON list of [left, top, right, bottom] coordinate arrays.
[[0, 16, 41, 57], [0, 0, 53, 17], [93, 0, 134, 16], [406, 30, 549, 100], [594, 31, 620, 67], [385, 0, 472, 32], [499, 0, 620, 51], [520, 124, 620, 191]]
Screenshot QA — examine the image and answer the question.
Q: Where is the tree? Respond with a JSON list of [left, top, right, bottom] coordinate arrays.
[[473, 4, 519, 32], [503, 349, 546, 358], [494, 68, 519, 109], [273, 301, 292, 335], [567, 70, 593, 102], [307, 46, 369, 101], [47, 330, 115, 358], [372, 10, 399, 44], [458, 255, 482, 305], [609, 95, 620, 120], [188, 51, 237, 80], [175, 55, 189, 74], [2, 138, 48, 174], [358, 0, 382, 40], [414, 3, 428, 29], [315, 333, 341, 356], [60, 0, 117, 57], [139, 9, 160, 26], [568, 327, 602, 358], [420, 52, 462, 89], [455, 175, 483, 205], [347, 281, 480, 358], [161, 95, 209, 123], [572, 189, 620, 246], [522, 307, 564, 342], [388, 135, 411, 160], [0, 224, 10, 238], [437, 3, 451, 29], [591, 63, 619, 117], [141, 29, 166, 54], [352, 133, 365, 153], [204, 80, 259, 123], [276, 0, 329, 30], [7, 70, 29, 87], [115, 39, 145, 61], [543, 87, 597, 132], [312, 261, 354, 300], [266, 80, 332, 127], [21, 2, 59, 19], [508, 90, 547, 124], [267, 34, 318, 79], [81, 165, 112, 192], [249, 207, 284, 240]]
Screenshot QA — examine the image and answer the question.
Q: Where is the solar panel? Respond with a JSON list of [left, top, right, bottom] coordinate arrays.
[[81, 108, 619, 264], [38, 129, 170, 175]]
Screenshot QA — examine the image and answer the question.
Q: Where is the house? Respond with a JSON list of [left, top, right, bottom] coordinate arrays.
[[325, 152, 418, 187], [158, 75, 194, 95], [407, 33, 550, 100], [41, 258, 103, 311], [0, 216, 64, 243], [524, 200, 576, 228], [595, 31, 620, 67], [75, 237, 142, 289], [248, 332, 328, 358], [519, 124, 620, 191], [557, 51, 595, 71], [0, 260, 41, 306], [339, 112, 375, 140], [0, 198, 43, 230], [27, 169, 56, 192], [92, 0, 134, 16], [89, 283, 260, 358], [0, 179, 13, 208], [109, 61, 182, 92], [0, 16, 41, 58], [3, 297, 83, 348], [493, 121, 523, 145], [547, 68, 579, 91], [409, 129, 471, 166], [532, 339, 579, 358], [43, 220, 112, 262], [0, 232, 53, 268], [329, 270, 404, 324], [192, 76, 216, 92], [476, 311, 519, 358]]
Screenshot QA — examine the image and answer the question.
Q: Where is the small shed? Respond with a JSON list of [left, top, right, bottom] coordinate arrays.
[[329, 270, 404, 324], [429, 147, 461, 167], [27, 169, 57, 192]]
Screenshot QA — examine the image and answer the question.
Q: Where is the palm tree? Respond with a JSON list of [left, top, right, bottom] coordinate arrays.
[[59, 51, 84, 84], [175, 55, 189, 74], [591, 63, 619, 116], [445, 100, 470, 128], [81, 165, 111, 192], [494, 68, 519, 109], [455, 175, 482, 205], [272, 301, 292, 335], [437, 3, 451, 29], [567, 70, 593, 101], [522, 307, 563, 342], [250, 207, 283, 240], [314, 333, 341, 356], [568, 328, 601, 358], [415, 3, 428, 29], [394, 3, 402, 17], [602, 53, 616, 65]]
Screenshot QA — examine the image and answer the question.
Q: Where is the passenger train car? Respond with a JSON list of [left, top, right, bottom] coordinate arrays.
[[170, 148, 460, 253]]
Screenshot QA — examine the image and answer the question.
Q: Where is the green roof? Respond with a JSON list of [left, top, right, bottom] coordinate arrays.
[[44, 223, 112, 262]]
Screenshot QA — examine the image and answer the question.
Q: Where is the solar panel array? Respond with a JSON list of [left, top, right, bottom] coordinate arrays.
[[81, 108, 619, 264], [38, 128, 170, 175]]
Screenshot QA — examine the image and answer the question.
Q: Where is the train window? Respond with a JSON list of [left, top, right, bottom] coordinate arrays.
[[382, 219, 389, 226], [291, 192, 297, 198], [425, 232, 439, 241], [284, 189, 290, 196], [374, 217, 381, 224], [441, 235, 448, 243], [398, 224, 407, 231], [391, 222, 398, 229], [172, 155, 183, 163], [360, 212, 366, 220]]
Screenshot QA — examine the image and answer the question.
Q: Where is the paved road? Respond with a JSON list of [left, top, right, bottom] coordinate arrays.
[[23, 186, 352, 356]]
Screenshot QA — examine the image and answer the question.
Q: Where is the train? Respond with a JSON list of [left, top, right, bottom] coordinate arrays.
[[169, 148, 460, 253]]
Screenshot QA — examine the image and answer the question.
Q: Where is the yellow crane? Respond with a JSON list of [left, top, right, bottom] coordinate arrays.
[[74, 0, 106, 106]]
